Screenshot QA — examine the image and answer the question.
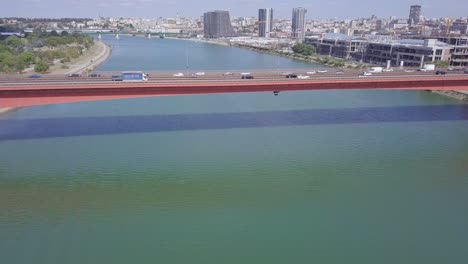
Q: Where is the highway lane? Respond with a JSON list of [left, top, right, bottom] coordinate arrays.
[[1, 72, 467, 88], [0, 67, 458, 81], [1, 75, 468, 91]]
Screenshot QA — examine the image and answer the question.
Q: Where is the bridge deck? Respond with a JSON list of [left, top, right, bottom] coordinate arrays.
[[1, 75, 467, 108]]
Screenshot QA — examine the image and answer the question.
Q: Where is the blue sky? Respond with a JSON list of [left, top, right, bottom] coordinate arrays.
[[3, 0, 467, 19]]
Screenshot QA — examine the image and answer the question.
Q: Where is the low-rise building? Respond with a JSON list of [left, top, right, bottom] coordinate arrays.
[[304, 33, 367, 61], [366, 38, 451, 67], [436, 36, 468, 67], [304, 33, 452, 67]]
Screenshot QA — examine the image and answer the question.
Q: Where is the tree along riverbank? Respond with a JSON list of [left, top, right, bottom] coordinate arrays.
[[231, 42, 371, 69], [0, 31, 94, 74]]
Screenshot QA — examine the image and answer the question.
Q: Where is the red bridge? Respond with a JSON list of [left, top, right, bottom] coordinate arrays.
[[1, 74, 468, 108]]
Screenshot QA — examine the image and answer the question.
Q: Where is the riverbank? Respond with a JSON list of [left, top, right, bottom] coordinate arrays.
[[45, 40, 111, 75], [165, 37, 231, 46], [231, 43, 372, 69], [432, 90, 468, 101], [0, 107, 17, 116]]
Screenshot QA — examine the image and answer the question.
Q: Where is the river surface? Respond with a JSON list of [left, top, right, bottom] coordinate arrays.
[[1, 34, 468, 264]]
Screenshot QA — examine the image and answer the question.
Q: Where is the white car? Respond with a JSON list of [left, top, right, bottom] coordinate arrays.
[[173, 72, 184, 77], [359, 72, 372, 77], [404, 69, 415, 73], [223, 72, 233, 76], [383, 68, 394, 72], [240, 72, 251, 76], [297, 75, 310, 79], [317, 69, 328, 73], [195, 72, 206, 76], [306, 71, 317, 74]]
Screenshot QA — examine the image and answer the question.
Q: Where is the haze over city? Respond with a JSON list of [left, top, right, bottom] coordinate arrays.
[[4, 0, 468, 19]]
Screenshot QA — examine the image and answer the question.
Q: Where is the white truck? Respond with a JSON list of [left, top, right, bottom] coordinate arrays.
[[368, 67, 383, 73], [424, 64, 435, 71]]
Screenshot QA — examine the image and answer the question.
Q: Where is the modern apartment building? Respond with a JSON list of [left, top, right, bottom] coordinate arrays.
[[258, 8, 273, 38], [203, 10, 236, 38], [408, 5, 422, 26], [291, 7, 307, 40]]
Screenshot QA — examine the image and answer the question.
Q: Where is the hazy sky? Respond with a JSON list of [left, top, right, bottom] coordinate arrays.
[[3, 0, 467, 19]]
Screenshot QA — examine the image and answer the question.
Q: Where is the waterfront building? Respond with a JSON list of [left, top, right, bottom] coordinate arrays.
[[436, 36, 468, 67], [258, 8, 273, 38], [291, 7, 307, 40], [304, 33, 368, 61], [365, 38, 451, 67], [203, 10, 236, 38], [408, 5, 422, 26], [304, 33, 452, 67]]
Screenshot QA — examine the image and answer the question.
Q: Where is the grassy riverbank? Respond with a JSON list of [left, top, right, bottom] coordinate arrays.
[[0, 32, 96, 74]]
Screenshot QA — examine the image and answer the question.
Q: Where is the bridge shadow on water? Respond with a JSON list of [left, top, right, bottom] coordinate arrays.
[[0, 104, 467, 141]]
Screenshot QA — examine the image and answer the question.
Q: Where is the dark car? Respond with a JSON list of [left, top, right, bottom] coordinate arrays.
[[464, 69, 468, 74], [435, 70, 446, 75], [285, 73, 298, 78], [88, 73, 101, 77], [241, 75, 254, 79], [67, 73, 81, 77], [111, 75, 123, 81], [29, 74, 41, 78]]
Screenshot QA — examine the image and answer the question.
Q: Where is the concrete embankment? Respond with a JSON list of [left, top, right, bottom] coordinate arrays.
[[432, 90, 468, 101], [0, 107, 17, 116]]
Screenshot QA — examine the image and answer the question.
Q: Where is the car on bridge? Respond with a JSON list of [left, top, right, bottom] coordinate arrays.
[[297, 75, 310, 79], [336, 70, 345, 74], [464, 69, 468, 74], [88, 73, 101, 77], [241, 75, 254, 79], [306, 71, 317, 75], [173, 73, 184, 77], [317, 69, 328, 73], [111, 75, 123, 81], [29, 74, 41, 78], [285, 73, 298, 78], [435, 70, 446, 75], [195, 72, 206, 76], [67, 73, 81, 77]]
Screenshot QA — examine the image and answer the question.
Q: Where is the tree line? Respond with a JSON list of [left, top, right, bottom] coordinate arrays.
[[0, 31, 94, 73]]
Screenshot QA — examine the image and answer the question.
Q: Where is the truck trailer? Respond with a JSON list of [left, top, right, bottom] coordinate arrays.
[[121, 71, 148, 81]]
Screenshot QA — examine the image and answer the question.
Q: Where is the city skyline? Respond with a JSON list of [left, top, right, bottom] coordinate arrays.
[[3, 0, 468, 19]]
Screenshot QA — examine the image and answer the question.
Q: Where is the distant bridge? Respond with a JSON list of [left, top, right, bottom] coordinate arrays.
[[1, 71, 467, 108]]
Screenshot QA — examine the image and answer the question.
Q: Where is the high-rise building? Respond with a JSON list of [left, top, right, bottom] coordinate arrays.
[[203, 10, 236, 38], [408, 5, 421, 26], [292, 7, 307, 40], [376, 19, 383, 31], [258, 8, 273, 38]]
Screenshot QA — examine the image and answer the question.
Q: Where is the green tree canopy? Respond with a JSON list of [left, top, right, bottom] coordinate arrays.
[[34, 59, 49, 73], [291, 43, 316, 56]]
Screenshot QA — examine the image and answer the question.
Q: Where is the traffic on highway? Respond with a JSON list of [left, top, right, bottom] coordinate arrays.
[[0, 67, 467, 87]]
